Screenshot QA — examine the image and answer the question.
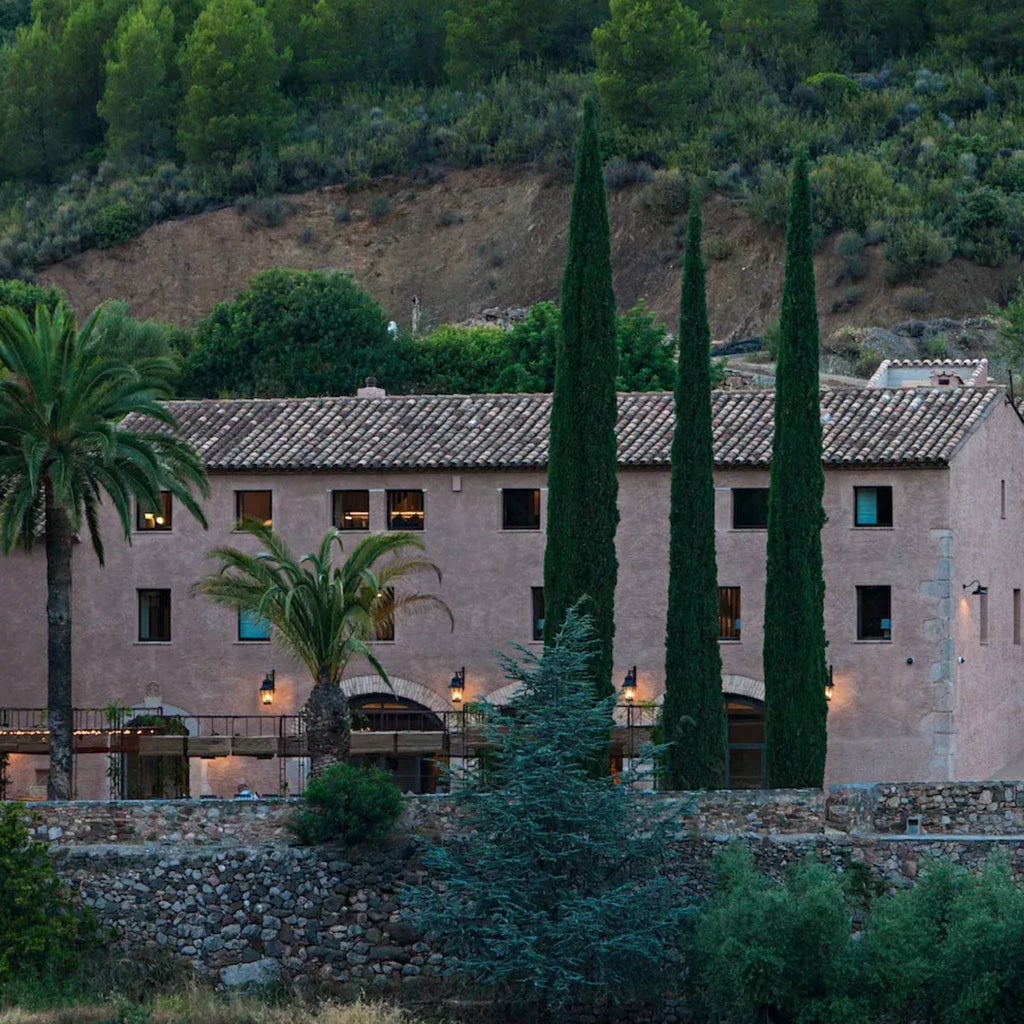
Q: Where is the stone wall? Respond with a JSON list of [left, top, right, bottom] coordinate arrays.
[[23, 788, 826, 847], [827, 781, 1024, 835], [24, 786, 1024, 1000]]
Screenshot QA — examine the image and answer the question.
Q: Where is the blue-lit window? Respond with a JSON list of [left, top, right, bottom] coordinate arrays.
[[238, 610, 271, 641], [854, 486, 893, 527]]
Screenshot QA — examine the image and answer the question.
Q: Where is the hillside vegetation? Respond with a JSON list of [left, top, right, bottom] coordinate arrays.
[[1, 0, 1024, 300]]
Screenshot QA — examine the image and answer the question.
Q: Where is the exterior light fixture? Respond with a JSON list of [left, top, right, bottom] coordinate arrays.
[[824, 664, 835, 703], [449, 667, 465, 704], [962, 579, 988, 596], [621, 666, 637, 703], [259, 670, 276, 706]]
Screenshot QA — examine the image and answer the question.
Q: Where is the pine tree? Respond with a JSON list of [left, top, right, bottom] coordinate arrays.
[[99, 0, 177, 161], [663, 195, 724, 789], [543, 97, 619, 704], [412, 611, 686, 1017], [763, 149, 828, 788], [176, 0, 291, 166]]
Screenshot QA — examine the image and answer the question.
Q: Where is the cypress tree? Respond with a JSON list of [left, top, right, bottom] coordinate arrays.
[[663, 195, 724, 789], [763, 150, 828, 788], [543, 97, 619, 703]]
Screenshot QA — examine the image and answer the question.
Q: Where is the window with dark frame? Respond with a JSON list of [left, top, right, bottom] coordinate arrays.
[[238, 610, 271, 641], [854, 486, 893, 527], [136, 491, 173, 531], [1015, 589, 1021, 646], [531, 587, 545, 641], [718, 586, 742, 641], [138, 589, 171, 642], [235, 490, 272, 528], [502, 488, 541, 530], [732, 488, 769, 529], [857, 585, 891, 640], [387, 489, 424, 531], [332, 489, 370, 531], [374, 587, 395, 641], [725, 696, 765, 789]]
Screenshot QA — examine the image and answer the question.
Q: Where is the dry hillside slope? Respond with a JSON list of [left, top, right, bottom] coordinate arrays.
[[41, 168, 1021, 339]]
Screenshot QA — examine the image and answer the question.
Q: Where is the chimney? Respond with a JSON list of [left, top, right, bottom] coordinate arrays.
[[357, 376, 386, 398]]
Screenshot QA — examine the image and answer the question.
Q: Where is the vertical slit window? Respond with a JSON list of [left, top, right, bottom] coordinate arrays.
[[980, 592, 989, 644], [718, 586, 742, 641], [531, 587, 545, 641], [1014, 589, 1021, 646]]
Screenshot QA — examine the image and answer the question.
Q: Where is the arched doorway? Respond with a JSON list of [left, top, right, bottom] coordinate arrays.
[[724, 695, 765, 789], [348, 693, 445, 794]]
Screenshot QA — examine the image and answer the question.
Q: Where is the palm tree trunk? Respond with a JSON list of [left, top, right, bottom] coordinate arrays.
[[304, 671, 351, 778], [44, 492, 74, 800]]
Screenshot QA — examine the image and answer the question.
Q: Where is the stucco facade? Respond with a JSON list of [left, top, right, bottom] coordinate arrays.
[[2, 369, 1023, 796]]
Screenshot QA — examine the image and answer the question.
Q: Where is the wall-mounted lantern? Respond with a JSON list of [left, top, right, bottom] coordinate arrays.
[[259, 670, 276, 706], [621, 666, 637, 703], [824, 664, 835, 703], [962, 579, 988, 596], [449, 667, 466, 704]]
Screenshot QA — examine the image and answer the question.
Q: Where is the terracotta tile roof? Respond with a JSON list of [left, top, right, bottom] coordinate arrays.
[[126, 386, 1004, 473]]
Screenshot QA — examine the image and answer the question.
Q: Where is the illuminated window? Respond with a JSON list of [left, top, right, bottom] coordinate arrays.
[[387, 490, 424, 531], [235, 490, 272, 528], [136, 491, 172, 531], [138, 589, 171, 642], [333, 490, 370, 531], [374, 587, 395, 641]]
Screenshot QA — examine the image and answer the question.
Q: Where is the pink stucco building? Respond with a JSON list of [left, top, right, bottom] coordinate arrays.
[[2, 359, 1022, 798]]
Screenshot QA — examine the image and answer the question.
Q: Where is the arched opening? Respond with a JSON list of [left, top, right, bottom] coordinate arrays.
[[724, 695, 765, 789], [348, 693, 444, 794]]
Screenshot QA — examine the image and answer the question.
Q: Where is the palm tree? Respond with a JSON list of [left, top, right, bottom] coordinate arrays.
[[193, 523, 452, 775], [0, 304, 208, 799]]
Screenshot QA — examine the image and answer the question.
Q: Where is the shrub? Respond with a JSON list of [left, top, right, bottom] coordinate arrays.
[[289, 763, 403, 846], [883, 221, 953, 284], [863, 860, 1024, 1024], [743, 162, 790, 228], [92, 201, 142, 249], [0, 804, 100, 982], [604, 157, 653, 189], [704, 234, 734, 260], [639, 169, 691, 219], [899, 288, 934, 314], [368, 196, 392, 222], [690, 844, 867, 1024], [835, 231, 868, 283], [436, 209, 463, 226]]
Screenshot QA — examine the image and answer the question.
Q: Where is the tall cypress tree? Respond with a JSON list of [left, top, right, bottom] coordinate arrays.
[[763, 149, 828, 788], [543, 97, 619, 703], [663, 195, 724, 790]]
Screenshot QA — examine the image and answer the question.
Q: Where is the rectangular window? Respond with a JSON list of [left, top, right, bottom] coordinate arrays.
[[236, 490, 272, 528], [732, 488, 769, 529], [502, 488, 541, 530], [138, 589, 171, 642], [136, 491, 172, 531], [980, 592, 989, 644], [856, 585, 891, 640], [332, 489, 370, 531], [718, 586, 742, 641], [1002, 480, 1007, 520], [238, 610, 271, 641], [387, 489, 424, 530], [374, 587, 395, 642], [854, 486, 893, 527], [1015, 589, 1021, 646], [531, 587, 545, 641]]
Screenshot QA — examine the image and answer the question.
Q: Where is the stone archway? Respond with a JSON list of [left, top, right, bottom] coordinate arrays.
[[341, 674, 452, 713], [721, 674, 765, 702]]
